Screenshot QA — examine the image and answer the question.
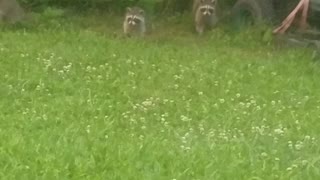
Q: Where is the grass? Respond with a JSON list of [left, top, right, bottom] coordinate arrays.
[[0, 8, 320, 179]]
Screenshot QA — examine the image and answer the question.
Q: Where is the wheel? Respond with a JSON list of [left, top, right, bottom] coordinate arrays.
[[309, 0, 320, 28], [231, 0, 275, 27]]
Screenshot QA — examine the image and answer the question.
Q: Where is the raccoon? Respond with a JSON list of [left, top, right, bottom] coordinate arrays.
[[0, 0, 25, 24], [123, 6, 146, 37], [193, 0, 218, 35]]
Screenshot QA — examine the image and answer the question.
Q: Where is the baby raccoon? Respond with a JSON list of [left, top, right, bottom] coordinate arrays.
[[123, 6, 146, 37], [0, 0, 25, 24], [193, 0, 218, 35]]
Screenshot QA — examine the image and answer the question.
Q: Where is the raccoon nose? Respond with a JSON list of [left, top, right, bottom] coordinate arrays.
[[204, 11, 210, 16]]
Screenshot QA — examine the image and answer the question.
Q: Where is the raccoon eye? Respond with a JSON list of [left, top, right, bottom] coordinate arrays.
[[200, 8, 206, 13], [134, 18, 141, 23], [209, 9, 214, 14]]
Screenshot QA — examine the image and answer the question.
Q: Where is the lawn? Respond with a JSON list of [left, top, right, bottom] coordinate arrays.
[[0, 9, 319, 179]]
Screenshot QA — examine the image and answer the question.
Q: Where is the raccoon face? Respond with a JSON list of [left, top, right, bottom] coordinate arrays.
[[127, 16, 141, 26], [126, 7, 145, 26], [199, 0, 216, 16]]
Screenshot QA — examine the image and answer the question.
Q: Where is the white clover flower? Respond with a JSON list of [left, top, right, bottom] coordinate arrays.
[[142, 100, 153, 107], [302, 160, 308, 166], [246, 103, 251, 108], [174, 75, 182, 80], [256, 106, 261, 110], [86, 125, 91, 133], [139, 135, 144, 140], [261, 152, 268, 157], [286, 167, 292, 171], [304, 135, 311, 141], [181, 115, 191, 122], [274, 128, 284, 135], [295, 141, 303, 150], [199, 124, 205, 132], [161, 117, 165, 122]]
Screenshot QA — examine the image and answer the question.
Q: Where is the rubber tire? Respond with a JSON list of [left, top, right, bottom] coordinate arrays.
[[231, 0, 275, 26]]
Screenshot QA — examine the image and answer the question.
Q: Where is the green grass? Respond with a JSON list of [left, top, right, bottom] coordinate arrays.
[[0, 8, 320, 180]]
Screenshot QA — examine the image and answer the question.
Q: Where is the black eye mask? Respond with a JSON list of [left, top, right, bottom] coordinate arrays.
[[127, 16, 141, 24], [200, 8, 214, 14], [200, 8, 206, 13], [133, 18, 141, 23]]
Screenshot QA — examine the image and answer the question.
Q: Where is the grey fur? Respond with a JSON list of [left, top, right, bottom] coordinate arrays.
[[123, 6, 146, 37], [0, 0, 25, 24], [193, 0, 218, 35]]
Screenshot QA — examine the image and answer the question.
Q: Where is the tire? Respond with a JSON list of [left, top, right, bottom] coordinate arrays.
[[309, 0, 320, 28], [231, 0, 275, 26]]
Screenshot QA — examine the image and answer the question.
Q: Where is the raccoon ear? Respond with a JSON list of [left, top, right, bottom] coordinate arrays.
[[211, 0, 216, 4], [200, 0, 205, 2], [139, 9, 145, 15], [126, 7, 132, 12]]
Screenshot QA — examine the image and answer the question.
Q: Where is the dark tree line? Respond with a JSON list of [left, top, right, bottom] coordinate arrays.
[[19, 0, 230, 14]]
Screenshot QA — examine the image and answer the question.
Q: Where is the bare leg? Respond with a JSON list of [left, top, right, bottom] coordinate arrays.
[[273, 0, 308, 34]]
